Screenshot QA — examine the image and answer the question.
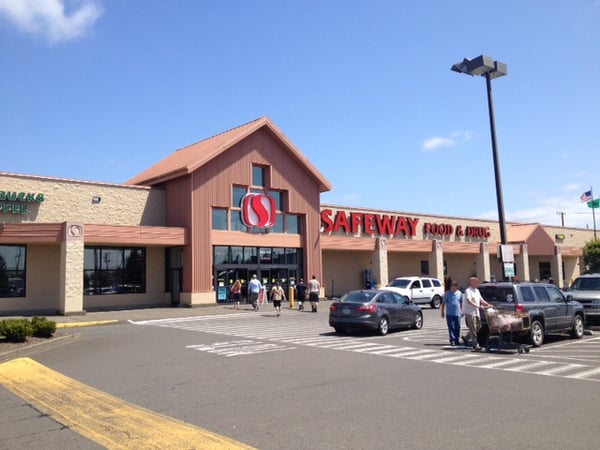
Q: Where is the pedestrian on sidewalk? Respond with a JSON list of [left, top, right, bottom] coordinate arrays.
[[441, 281, 463, 346], [248, 275, 262, 311], [462, 277, 493, 351], [231, 279, 242, 310], [308, 275, 320, 313], [295, 279, 307, 311], [270, 281, 286, 317]]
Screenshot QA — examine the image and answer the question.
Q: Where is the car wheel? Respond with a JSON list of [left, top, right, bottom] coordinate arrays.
[[334, 327, 345, 334], [430, 295, 441, 309], [530, 320, 544, 347], [412, 312, 423, 329], [570, 315, 584, 339], [378, 316, 389, 336]]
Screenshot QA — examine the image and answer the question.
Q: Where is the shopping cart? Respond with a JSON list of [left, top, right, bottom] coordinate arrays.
[[484, 308, 531, 354]]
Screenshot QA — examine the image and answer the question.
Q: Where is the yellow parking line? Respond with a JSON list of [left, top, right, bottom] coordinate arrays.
[[0, 358, 255, 449], [56, 320, 120, 328]]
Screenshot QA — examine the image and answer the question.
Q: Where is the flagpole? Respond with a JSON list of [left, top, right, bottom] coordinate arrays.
[[592, 186, 598, 241]]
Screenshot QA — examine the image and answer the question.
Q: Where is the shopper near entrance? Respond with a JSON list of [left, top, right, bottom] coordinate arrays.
[[270, 281, 286, 317], [308, 275, 320, 313], [441, 281, 463, 346], [295, 279, 307, 311], [248, 275, 262, 311], [462, 277, 493, 351], [231, 279, 242, 310]]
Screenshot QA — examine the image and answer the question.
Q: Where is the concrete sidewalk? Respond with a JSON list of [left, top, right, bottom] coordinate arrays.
[[1, 303, 295, 328]]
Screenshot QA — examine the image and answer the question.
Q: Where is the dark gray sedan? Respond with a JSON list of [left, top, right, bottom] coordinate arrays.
[[329, 289, 423, 336]]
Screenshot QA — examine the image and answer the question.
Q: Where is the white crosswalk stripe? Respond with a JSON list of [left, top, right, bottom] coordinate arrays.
[[131, 314, 600, 382]]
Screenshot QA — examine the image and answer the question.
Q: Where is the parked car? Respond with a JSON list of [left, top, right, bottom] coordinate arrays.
[[385, 276, 444, 309], [478, 282, 586, 347], [565, 273, 600, 320], [329, 289, 423, 336]]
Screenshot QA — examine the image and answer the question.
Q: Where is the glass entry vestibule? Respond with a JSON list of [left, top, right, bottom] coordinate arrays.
[[213, 246, 303, 304]]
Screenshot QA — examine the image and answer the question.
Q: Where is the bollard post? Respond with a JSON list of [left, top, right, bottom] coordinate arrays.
[[289, 286, 295, 309]]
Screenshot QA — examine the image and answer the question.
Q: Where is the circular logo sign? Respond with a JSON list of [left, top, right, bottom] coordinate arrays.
[[241, 193, 277, 228]]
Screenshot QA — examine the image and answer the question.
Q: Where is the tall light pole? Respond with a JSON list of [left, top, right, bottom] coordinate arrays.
[[451, 55, 508, 245]]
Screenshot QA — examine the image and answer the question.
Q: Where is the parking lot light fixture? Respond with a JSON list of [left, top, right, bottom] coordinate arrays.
[[451, 55, 508, 246]]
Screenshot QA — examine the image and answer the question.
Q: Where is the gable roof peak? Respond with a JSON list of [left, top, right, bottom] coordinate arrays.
[[126, 117, 331, 192]]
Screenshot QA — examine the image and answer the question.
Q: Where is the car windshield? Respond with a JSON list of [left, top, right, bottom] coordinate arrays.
[[479, 286, 515, 303], [388, 279, 410, 288], [571, 277, 600, 291], [339, 291, 377, 303]]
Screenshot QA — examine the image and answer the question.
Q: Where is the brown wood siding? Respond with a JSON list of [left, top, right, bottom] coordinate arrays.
[[561, 247, 583, 257], [386, 240, 433, 253], [0, 223, 62, 243], [321, 235, 377, 251], [488, 244, 520, 255], [163, 175, 193, 291], [188, 128, 323, 292], [211, 230, 302, 248], [84, 224, 186, 246], [443, 241, 488, 254]]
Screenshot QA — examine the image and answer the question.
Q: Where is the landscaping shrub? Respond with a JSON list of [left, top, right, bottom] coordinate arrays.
[[0, 319, 32, 343], [31, 316, 57, 338]]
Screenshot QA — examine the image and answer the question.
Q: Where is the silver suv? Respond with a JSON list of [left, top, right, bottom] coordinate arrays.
[[567, 274, 600, 319], [385, 276, 444, 309]]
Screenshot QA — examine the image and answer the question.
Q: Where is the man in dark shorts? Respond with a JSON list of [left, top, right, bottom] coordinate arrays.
[[295, 279, 307, 311], [270, 281, 286, 317], [308, 275, 320, 313]]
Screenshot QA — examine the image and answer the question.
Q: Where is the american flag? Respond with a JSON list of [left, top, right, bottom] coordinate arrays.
[[580, 190, 593, 203]]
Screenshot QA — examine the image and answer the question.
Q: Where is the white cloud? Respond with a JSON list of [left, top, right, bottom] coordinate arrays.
[[478, 194, 597, 229], [0, 0, 103, 43], [422, 130, 472, 151], [562, 183, 581, 192], [422, 136, 455, 151]]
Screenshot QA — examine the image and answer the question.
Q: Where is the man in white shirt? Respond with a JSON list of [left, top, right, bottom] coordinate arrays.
[[248, 274, 262, 311], [463, 277, 493, 351], [308, 275, 321, 313]]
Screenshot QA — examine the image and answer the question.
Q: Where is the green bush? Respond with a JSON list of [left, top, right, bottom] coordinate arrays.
[[31, 316, 57, 338], [0, 319, 32, 343]]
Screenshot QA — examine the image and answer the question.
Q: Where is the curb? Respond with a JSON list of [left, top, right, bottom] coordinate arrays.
[[0, 333, 79, 363], [55, 320, 120, 329]]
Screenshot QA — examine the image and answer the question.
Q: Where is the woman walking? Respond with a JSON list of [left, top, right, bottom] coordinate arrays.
[[231, 279, 242, 310]]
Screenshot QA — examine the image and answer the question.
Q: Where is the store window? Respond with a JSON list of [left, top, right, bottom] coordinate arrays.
[[286, 215, 301, 234], [230, 246, 243, 264], [252, 165, 266, 187], [272, 214, 284, 233], [285, 248, 298, 264], [232, 186, 246, 208], [269, 191, 283, 210], [420, 260, 429, 275], [212, 208, 228, 230], [0, 245, 26, 298], [214, 246, 229, 265], [230, 211, 248, 232], [84, 247, 145, 295]]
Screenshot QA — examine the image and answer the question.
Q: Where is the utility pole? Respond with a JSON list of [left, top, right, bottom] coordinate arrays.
[[557, 211, 566, 227]]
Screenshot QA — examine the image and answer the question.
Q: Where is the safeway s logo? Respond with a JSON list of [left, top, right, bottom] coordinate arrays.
[[241, 193, 277, 228]]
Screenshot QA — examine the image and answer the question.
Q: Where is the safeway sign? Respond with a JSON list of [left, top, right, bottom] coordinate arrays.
[[241, 193, 277, 229]]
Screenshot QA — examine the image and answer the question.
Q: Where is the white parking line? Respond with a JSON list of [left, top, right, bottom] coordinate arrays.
[[566, 367, 600, 380], [134, 315, 600, 383], [536, 363, 587, 376]]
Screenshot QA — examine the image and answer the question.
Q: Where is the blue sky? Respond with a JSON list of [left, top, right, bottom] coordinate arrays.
[[1, 0, 599, 229]]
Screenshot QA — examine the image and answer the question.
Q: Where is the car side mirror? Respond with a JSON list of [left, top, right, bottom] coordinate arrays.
[[566, 294, 573, 302]]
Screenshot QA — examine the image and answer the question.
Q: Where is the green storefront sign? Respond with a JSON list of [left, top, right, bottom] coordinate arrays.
[[0, 191, 45, 215]]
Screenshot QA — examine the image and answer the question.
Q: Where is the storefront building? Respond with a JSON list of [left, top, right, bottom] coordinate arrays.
[[0, 117, 595, 315]]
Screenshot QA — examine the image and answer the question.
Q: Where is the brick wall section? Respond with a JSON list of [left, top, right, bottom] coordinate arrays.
[[0, 173, 166, 226]]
